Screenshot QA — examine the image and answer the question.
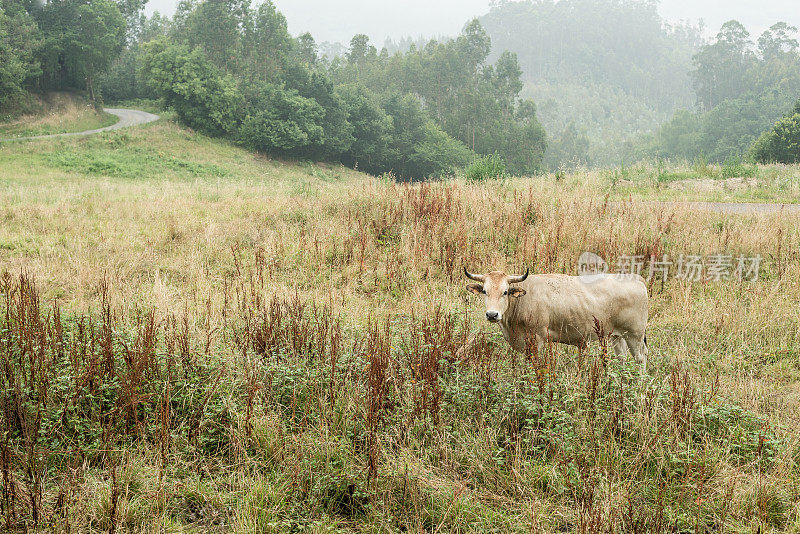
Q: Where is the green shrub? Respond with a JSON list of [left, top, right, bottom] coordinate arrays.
[[721, 155, 758, 178], [238, 83, 325, 156], [751, 100, 800, 164], [140, 39, 243, 137], [464, 153, 507, 182]]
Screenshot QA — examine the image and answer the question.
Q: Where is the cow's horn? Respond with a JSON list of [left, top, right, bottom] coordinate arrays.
[[464, 267, 485, 282], [508, 268, 529, 284]]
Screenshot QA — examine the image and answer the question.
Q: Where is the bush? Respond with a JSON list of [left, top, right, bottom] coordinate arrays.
[[382, 93, 474, 180], [140, 40, 243, 136], [410, 122, 475, 180], [238, 83, 325, 156], [721, 155, 758, 178], [464, 153, 507, 182], [751, 100, 800, 164]]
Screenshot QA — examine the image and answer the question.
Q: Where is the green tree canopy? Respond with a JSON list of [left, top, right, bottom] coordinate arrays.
[[140, 39, 242, 135], [691, 21, 755, 110], [0, 0, 41, 109], [337, 83, 393, 175], [751, 100, 800, 164], [36, 0, 126, 99]]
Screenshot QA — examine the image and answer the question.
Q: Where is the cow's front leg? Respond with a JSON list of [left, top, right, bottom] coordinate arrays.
[[625, 335, 648, 374], [501, 323, 531, 353], [610, 336, 628, 357]]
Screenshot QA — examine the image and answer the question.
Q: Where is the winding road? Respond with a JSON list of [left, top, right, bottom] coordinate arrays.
[[0, 108, 160, 141]]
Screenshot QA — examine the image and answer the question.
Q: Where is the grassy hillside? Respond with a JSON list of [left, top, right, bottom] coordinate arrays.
[[1, 116, 800, 532], [0, 92, 117, 138]]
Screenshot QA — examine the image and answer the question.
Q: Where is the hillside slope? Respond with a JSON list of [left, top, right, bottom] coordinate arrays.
[[0, 92, 117, 138]]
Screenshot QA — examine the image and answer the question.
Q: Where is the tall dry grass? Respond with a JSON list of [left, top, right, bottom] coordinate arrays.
[[1, 123, 800, 531], [0, 92, 115, 138]]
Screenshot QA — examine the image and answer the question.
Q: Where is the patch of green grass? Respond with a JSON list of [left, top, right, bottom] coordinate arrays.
[[464, 152, 508, 182], [721, 155, 758, 179], [606, 160, 800, 203], [0, 119, 366, 195], [656, 170, 705, 183], [43, 143, 229, 179]]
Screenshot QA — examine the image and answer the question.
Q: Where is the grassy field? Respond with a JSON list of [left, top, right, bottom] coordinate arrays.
[[608, 159, 800, 204], [1, 115, 800, 532], [0, 92, 117, 138]]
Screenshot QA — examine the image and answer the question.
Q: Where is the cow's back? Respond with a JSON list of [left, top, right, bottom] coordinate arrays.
[[511, 273, 648, 343]]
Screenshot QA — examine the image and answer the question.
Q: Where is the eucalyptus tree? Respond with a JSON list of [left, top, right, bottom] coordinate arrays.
[[691, 21, 755, 110], [0, 0, 40, 109]]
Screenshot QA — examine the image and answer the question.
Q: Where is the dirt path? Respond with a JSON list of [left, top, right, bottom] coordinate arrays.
[[0, 108, 159, 141]]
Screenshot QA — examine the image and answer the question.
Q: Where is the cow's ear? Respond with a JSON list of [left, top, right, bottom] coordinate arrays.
[[508, 287, 526, 298], [467, 284, 484, 295]]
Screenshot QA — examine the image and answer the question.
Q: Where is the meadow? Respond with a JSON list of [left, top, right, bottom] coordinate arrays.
[[1, 115, 800, 532]]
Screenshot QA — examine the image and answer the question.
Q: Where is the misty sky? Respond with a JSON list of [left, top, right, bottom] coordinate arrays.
[[144, 0, 800, 46]]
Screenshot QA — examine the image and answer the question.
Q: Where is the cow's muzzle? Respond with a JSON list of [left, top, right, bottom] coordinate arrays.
[[486, 311, 500, 322]]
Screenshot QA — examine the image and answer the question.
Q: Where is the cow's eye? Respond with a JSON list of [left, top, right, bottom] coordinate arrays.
[[503, 290, 508, 296], [481, 289, 486, 294]]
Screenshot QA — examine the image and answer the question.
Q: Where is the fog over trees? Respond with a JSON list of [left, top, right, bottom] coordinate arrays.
[[479, 0, 701, 167], [640, 19, 800, 164], [478, 1, 799, 168]]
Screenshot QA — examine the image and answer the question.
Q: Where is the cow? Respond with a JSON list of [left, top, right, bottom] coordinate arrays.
[[461, 267, 649, 371]]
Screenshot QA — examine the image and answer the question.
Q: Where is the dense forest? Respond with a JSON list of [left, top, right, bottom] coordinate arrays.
[[478, 0, 702, 167], [0, 0, 547, 179], [478, 0, 799, 168], [1, 0, 799, 173], [0, 0, 135, 107]]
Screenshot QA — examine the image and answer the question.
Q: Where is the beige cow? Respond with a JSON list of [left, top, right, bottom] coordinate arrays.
[[462, 267, 649, 371]]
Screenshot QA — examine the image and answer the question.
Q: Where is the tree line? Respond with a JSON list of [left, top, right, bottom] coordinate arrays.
[[638, 20, 800, 164], [0, 0, 547, 179], [2, 0, 797, 169]]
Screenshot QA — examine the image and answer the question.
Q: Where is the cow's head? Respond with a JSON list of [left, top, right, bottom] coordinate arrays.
[[464, 267, 528, 322]]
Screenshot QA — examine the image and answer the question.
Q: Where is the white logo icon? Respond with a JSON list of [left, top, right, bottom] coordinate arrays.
[[577, 252, 609, 284]]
